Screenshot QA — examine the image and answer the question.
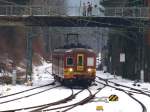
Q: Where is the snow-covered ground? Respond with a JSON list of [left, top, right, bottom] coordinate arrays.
[[0, 62, 150, 112]]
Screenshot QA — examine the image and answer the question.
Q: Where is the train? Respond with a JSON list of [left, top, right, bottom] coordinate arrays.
[[52, 45, 96, 86]]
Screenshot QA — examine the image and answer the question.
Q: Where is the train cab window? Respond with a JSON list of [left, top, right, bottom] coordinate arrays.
[[66, 57, 73, 66], [77, 54, 84, 66], [87, 57, 94, 66]]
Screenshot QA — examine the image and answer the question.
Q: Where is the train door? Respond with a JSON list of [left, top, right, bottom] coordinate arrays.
[[77, 54, 84, 71]]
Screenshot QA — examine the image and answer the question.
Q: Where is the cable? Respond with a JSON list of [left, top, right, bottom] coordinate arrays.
[[48, 27, 142, 49], [100, 0, 144, 5], [0, 0, 17, 5]]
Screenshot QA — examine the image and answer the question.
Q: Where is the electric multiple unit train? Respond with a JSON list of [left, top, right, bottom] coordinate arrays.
[[52, 47, 96, 86]]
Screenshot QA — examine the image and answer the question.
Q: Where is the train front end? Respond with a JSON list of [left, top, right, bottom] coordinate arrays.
[[63, 48, 96, 85]]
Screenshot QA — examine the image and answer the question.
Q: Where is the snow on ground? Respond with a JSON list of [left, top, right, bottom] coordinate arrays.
[[69, 87, 142, 112], [0, 62, 150, 112], [32, 61, 53, 86], [97, 71, 150, 91], [0, 87, 72, 111], [0, 84, 33, 96], [0, 62, 53, 96]]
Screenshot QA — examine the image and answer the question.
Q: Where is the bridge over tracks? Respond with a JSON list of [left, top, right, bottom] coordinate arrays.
[[0, 5, 149, 28]]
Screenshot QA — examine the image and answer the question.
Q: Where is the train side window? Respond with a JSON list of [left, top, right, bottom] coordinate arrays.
[[66, 57, 73, 66], [87, 57, 94, 66]]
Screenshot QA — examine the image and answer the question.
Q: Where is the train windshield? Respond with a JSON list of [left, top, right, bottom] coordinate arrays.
[[66, 57, 73, 66], [77, 54, 84, 66], [87, 57, 94, 66]]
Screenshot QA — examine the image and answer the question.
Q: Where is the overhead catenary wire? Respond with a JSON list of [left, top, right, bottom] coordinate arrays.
[[100, 0, 145, 5], [0, 0, 18, 5]]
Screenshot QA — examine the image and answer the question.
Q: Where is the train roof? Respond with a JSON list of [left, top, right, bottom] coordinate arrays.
[[53, 48, 95, 54], [58, 43, 91, 49], [53, 43, 95, 54]]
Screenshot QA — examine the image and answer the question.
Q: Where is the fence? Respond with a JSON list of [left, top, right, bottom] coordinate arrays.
[[0, 5, 149, 18]]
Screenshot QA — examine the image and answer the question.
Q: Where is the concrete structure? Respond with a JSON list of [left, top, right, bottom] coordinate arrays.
[[144, 0, 150, 81], [101, 0, 150, 82]]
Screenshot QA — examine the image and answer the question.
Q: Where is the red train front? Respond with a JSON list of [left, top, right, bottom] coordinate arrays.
[[52, 47, 96, 86]]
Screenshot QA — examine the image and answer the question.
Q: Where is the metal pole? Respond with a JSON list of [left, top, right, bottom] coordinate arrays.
[[12, 69, 16, 85], [140, 28, 145, 83], [26, 27, 33, 81]]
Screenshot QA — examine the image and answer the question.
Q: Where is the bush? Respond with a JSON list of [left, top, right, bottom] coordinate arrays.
[[0, 75, 12, 84]]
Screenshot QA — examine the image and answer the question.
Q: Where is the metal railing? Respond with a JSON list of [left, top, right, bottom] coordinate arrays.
[[105, 7, 150, 18], [0, 5, 149, 18]]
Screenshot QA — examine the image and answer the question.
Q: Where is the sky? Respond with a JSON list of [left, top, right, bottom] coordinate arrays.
[[67, 0, 100, 6], [66, 0, 104, 16]]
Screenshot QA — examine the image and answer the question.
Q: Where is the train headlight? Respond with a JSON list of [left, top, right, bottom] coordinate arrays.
[[69, 68, 73, 72], [88, 68, 92, 72]]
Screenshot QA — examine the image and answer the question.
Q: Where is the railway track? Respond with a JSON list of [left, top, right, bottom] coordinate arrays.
[[0, 69, 56, 105], [96, 76, 148, 112], [0, 67, 60, 112], [1, 65, 149, 112], [0, 81, 55, 99], [0, 84, 60, 105], [1, 87, 85, 112], [0, 66, 54, 99], [29, 88, 84, 112], [97, 76, 150, 95], [42, 89, 92, 112], [60, 87, 106, 112], [0, 85, 65, 112], [41, 85, 106, 112]]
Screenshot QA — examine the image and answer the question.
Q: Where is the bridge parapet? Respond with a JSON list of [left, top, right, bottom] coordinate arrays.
[[105, 7, 150, 18], [0, 5, 149, 19]]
